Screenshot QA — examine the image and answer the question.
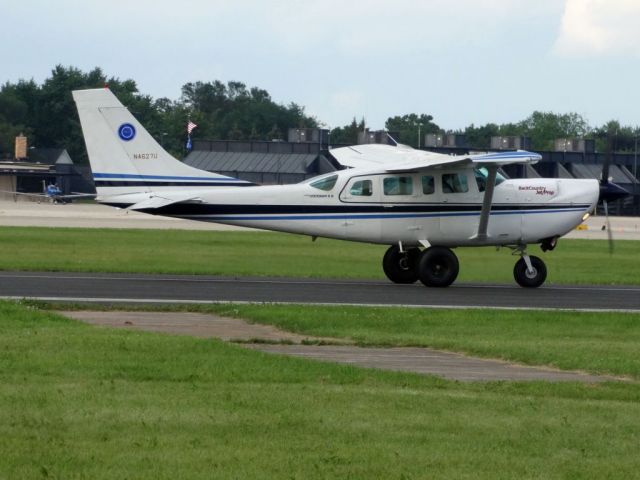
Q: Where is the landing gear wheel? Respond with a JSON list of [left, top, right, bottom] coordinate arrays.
[[513, 256, 547, 288], [382, 246, 420, 284], [418, 247, 459, 288]]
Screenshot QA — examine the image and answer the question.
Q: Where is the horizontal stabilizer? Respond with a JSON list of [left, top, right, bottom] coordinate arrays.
[[127, 194, 200, 210]]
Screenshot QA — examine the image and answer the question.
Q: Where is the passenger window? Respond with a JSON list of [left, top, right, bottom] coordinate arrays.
[[383, 176, 413, 195], [442, 173, 469, 193], [310, 174, 337, 191], [350, 179, 373, 196], [422, 175, 435, 195]]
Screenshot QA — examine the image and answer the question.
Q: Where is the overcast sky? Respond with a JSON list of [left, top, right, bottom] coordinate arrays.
[[2, 0, 639, 131]]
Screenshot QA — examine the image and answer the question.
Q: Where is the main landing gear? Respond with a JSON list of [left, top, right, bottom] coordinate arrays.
[[382, 245, 459, 288], [382, 244, 548, 288]]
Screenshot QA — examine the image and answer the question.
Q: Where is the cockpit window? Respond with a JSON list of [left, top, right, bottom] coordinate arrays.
[[474, 167, 506, 192], [350, 179, 373, 196], [310, 174, 338, 191]]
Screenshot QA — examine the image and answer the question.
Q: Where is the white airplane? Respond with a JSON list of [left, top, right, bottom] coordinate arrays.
[[73, 88, 601, 288]]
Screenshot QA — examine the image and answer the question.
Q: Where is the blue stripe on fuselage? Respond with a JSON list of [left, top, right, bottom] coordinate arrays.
[[177, 207, 588, 222], [93, 172, 248, 182]]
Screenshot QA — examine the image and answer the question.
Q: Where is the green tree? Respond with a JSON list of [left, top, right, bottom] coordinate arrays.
[[385, 113, 440, 147], [591, 120, 639, 153], [518, 111, 590, 150], [0, 65, 153, 162], [462, 112, 591, 150], [181, 80, 317, 142], [462, 123, 500, 149], [329, 117, 365, 145], [0, 84, 34, 156]]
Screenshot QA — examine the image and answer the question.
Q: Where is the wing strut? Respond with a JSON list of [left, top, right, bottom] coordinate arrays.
[[475, 166, 498, 241]]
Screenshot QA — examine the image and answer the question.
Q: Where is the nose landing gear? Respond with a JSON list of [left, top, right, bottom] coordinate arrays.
[[512, 246, 547, 288]]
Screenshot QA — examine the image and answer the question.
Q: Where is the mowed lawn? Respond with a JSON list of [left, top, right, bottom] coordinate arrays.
[[2, 300, 640, 479], [0, 226, 639, 284]]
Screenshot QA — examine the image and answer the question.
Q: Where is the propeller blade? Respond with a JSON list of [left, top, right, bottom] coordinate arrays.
[[601, 135, 612, 186], [599, 181, 630, 204], [597, 131, 629, 240], [603, 200, 614, 255]]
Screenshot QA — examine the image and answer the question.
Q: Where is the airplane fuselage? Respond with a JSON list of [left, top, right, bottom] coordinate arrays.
[[103, 166, 599, 247]]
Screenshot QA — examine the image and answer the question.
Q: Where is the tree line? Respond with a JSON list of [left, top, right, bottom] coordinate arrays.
[[0, 66, 318, 163], [0, 65, 638, 164]]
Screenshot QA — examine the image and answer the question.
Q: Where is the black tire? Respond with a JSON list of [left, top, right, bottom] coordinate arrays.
[[513, 256, 547, 288], [382, 245, 420, 284], [418, 247, 459, 288]]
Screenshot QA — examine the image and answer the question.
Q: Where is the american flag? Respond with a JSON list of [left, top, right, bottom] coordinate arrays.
[[187, 120, 198, 134]]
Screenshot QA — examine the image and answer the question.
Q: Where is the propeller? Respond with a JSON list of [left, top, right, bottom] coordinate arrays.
[[602, 198, 613, 254], [598, 133, 630, 254]]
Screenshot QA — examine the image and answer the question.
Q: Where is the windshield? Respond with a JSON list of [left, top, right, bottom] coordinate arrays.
[[309, 174, 338, 191], [474, 167, 506, 192]]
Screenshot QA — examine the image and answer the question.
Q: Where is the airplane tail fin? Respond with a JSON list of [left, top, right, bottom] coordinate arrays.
[[72, 88, 250, 199]]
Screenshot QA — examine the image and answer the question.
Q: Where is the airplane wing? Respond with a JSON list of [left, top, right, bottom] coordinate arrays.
[[64, 192, 97, 199], [0, 190, 96, 202], [385, 150, 542, 173], [330, 144, 541, 172], [0, 190, 45, 197], [329, 144, 449, 170], [0, 190, 48, 199]]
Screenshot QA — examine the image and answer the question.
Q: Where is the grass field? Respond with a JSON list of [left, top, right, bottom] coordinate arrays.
[[0, 226, 639, 284], [2, 300, 640, 479], [2, 226, 640, 477]]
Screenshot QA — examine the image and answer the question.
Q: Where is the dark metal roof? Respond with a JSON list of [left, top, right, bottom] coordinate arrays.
[[524, 164, 541, 178], [556, 163, 574, 179], [0, 160, 54, 176], [26, 148, 72, 165], [184, 151, 320, 174], [569, 163, 630, 183]]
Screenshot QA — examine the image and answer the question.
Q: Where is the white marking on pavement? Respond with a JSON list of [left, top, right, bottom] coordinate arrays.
[[3, 296, 640, 313]]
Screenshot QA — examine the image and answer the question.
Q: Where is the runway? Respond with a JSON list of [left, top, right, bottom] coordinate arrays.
[[1, 271, 639, 311]]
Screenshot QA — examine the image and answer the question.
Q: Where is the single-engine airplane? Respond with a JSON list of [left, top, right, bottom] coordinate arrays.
[[2, 181, 95, 204], [73, 88, 603, 288]]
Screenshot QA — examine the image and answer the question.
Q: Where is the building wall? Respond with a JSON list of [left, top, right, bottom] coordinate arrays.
[[0, 176, 17, 201]]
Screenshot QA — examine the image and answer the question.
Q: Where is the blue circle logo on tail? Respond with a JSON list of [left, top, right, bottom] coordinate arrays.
[[118, 123, 136, 141]]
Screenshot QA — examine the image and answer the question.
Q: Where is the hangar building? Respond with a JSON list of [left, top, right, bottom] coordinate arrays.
[[0, 146, 95, 201]]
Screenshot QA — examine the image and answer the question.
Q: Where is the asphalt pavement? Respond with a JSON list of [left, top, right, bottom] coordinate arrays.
[[1, 271, 639, 311]]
